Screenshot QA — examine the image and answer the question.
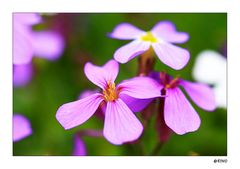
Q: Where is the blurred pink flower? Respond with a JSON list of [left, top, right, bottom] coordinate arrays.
[[13, 63, 33, 87], [13, 114, 32, 142], [150, 72, 216, 135], [56, 60, 161, 145], [13, 13, 65, 65], [109, 21, 190, 70], [72, 135, 87, 156]]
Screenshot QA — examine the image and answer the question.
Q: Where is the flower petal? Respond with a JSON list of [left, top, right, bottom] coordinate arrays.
[[32, 31, 65, 60], [84, 60, 119, 89], [13, 24, 33, 65], [72, 135, 87, 156], [114, 40, 150, 64], [56, 93, 103, 130], [152, 42, 190, 70], [14, 13, 42, 26], [108, 23, 145, 40], [78, 89, 105, 120], [120, 94, 153, 112], [118, 77, 162, 99], [179, 80, 216, 111], [214, 84, 227, 108], [103, 99, 143, 145], [13, 114, 32, 142], [102, 59, 119, 83], [151, 21, 189, 43], [164, 88, 201, 135], [193, 50, 226, 84], [13, 63, 33, 87]]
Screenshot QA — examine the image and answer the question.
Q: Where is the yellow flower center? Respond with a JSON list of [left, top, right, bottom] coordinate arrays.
[[141, 31, 157, 43], [103, 81, 119, 102]]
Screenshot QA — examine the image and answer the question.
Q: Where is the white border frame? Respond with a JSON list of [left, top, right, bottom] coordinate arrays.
[[1, 0, 240, 169]]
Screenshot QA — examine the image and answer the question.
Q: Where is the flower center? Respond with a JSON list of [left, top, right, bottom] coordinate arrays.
[[141, 31, 158, 43], [103, 81, 119, 102]]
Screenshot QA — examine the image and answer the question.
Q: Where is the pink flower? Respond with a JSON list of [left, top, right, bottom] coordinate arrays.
[[150, 72, 216, 135], [109, 21, 190, 70], [13, 13, 65, 65], [13, 114, 32, 142], [56, 60, 161, 145], [72, 135, 87, 156], [13, 63, 33, 87]]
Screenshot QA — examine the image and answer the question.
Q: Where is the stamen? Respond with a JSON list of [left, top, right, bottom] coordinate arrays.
[[165, 77, 180, 89], [141, 31, 158, 43], [103, 81, 119, 102]]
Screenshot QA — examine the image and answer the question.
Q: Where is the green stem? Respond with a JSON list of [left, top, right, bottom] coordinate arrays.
[[150, 142, 164, 156]]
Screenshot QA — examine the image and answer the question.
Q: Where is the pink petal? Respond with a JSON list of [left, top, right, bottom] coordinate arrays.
[[84, 60, 119, 89], [179, 80, 216, 111], [120, 94, 153, 112], [151, 21, 189, 43], [72, 135, 87, 156], [13, 63, 33, 87], [13, 24, 33, 65], [118, 77, 162, 99], [103, 99, 143, 145], [13, 13, 42, 26], [152, 42, 190, 70], [32, 31, 65, 60], [108, 23, 145, 40], [102, 59, 119, 83], [164, 88, 201, 135], [114, 40, 150, 63], [56, 93, 103, 130], [78, 89, 105, 120], [13, 114, 32, 142]]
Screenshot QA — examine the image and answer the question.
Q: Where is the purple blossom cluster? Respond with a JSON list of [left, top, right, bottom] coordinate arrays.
[[13, 15, 219, 155], [13, 13, 65, 87], [55, 21, 217, 150]]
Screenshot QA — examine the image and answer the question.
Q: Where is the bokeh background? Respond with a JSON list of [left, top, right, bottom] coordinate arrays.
[[13, 13, 227, 156]]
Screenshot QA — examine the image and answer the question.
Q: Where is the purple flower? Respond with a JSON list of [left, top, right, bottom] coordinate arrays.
[[72, 135, 87, 156], [13, 13, 65, 65], [13, 114, 32, 142], [109, 21, 190, 70], [56, 60, 161, 145], [13, 63, 33, 87], [150, 72, 216, 135]]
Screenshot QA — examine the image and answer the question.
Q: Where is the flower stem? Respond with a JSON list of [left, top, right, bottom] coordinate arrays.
[[77, 129, 103, 137], [156, 89, 172, 143], [137, 47, 156, 76], [150, 141, 164, 155]]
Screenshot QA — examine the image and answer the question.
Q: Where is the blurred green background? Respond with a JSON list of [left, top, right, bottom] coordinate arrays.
[[13, 13, 227, 156]]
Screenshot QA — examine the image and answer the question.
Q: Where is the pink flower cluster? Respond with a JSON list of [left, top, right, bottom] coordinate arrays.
[[13, 13, 65, 142], [13, 13, 65, 87], [56, 21, 216, 147]]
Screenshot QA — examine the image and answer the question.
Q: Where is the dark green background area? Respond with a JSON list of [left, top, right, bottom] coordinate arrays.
[[13, 13, 227, 156]]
